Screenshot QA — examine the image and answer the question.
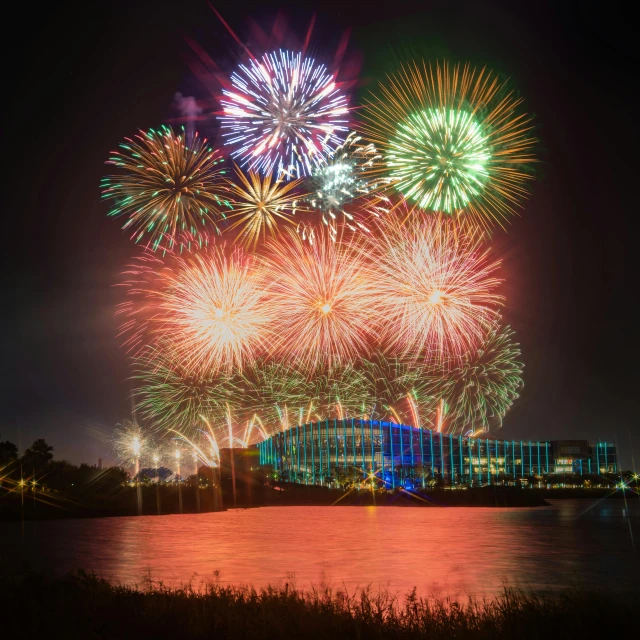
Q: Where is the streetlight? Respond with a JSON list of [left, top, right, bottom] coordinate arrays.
[[227, 406, 237, 507], [175, 447, 183, 514], [153, 454, 161, 515], [132, 435, 142, 516], [193, 450, 201, 512], [211, 447, 222, 512]]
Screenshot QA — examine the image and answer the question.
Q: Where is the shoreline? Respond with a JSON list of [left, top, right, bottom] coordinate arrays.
[[1, 487, 631, 523]]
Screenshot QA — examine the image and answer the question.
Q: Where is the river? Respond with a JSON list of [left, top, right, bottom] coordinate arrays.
[[3, 499, 638, 597]]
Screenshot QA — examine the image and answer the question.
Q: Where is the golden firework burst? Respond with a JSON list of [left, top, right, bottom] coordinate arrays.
[[225, 167, 308, 249], [102, 125, 230, 252], [360, 61, 537, 230]]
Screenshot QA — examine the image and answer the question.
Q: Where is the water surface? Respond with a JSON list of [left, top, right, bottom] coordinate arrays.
[[3, 499, 638, 597]]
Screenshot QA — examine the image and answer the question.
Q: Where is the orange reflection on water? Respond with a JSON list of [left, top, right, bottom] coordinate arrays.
[[7, 500, 639, 597]]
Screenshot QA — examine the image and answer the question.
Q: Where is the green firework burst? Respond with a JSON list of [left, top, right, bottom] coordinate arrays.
[[428, 324, 524, 435], [132, 344, 233, 436], [389, 108, 490, 213], [360, 61, 536, 229]]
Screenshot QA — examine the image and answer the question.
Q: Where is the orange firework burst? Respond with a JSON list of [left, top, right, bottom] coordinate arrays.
[[224, 167, 307, 249], [370, 210, 503, 364], [359, 61, 536, 230], [118, 245, 273, 376], [262, 229, 380, 371]]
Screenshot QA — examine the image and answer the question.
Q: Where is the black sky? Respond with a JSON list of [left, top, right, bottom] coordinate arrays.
[[3, 0, 638, 467]]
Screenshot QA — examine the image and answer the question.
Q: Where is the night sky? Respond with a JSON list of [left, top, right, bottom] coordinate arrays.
[[4, 1, 638, 468]]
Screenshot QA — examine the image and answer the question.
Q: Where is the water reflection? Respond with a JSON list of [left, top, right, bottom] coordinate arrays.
[[5, 499, 639, 597]]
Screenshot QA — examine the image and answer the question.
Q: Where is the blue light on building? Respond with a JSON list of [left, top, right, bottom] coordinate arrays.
[[257, 419, 618, 487]]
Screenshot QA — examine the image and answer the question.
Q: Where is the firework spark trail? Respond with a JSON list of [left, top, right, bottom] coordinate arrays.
[[232, 362, 372, 427], [117, 252, 168, 357], [134, 355, 310, 445], [134, 358, 372, 442], [242, 362, 371, 425], [359, 61, 536, 229], [224, 166, 308, 249], [220, 50, 349, 179], [228, 362, 311, 428], [101, 125, 231, 252], [262, 228, 381, 371], [426, 323, 524, 435], [369, 210, 503, 364], [131, 326, 521, 443], [169, 425, 219, 468]]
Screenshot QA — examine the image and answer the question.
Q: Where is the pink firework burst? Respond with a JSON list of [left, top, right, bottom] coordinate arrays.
[[262, 229, 380, 371], [118, 246, 274, 377], [370, 208, 503, 364]]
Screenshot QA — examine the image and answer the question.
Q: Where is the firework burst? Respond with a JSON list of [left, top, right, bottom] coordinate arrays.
[[304, 364, 371, 421], [229, 362, 310, 428], [132, 343, 233, 435], [427, 323, 524, 435], [357, 352, 434, 424], [220, 362, 371, 428], [118, 245, 274, 377], [220, 50, 349, 179], [112, 420, 151, 469], [306, 132, 388, 239], [263, 229, 380, 371], [360, 61, 536, 229], [224, 167, 306, 249], [370, 211, 502, 363], [102, 125, 230, 252]]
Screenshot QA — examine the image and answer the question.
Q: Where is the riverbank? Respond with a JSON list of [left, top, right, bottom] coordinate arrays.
[[6, 484, 636, 521], [1, 569, 637, 639], [0, 485, 553, 521], [4, 481, 635, 522]]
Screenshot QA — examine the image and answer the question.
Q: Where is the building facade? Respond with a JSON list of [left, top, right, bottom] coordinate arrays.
[[257, 419, 618, 488], [551, 440, 617, 475]]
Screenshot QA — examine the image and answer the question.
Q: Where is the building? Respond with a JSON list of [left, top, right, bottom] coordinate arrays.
[[257, 419, 618, 488], [218, 447, 264, 505], [552, 440, 617, 475]]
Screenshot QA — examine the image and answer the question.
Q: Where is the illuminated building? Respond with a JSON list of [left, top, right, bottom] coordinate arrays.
[[257, 420, 618, 488], [551, 440, 618, 475]]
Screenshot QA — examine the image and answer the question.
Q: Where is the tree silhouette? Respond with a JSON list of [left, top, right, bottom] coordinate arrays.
[[0, 440, 18, 465], [23, 439, 54, 470]]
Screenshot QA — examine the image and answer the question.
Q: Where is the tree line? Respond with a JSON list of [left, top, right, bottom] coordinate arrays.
[[0, 437, 127, 496]]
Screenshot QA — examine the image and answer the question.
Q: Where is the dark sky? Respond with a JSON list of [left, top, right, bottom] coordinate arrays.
[[4, 1, 638, 468]]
